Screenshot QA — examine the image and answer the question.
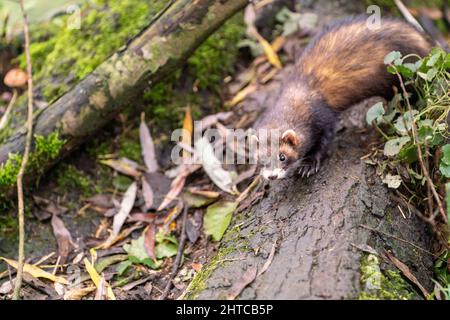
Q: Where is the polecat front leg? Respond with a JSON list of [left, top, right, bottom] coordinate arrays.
[[298, 124, 336, 178]]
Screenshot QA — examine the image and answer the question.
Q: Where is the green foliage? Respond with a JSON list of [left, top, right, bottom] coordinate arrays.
[[367, 48, 450, 299], [367, 48, 449, 181]]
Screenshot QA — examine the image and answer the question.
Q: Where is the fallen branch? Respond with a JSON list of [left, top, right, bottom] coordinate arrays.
[[0, 0, 248, 197]]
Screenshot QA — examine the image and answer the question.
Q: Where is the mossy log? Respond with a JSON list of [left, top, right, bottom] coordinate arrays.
[[0, 0, 247, 191]]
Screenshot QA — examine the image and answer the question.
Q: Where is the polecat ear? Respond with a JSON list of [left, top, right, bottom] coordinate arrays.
[[281, 129, 300, 146]]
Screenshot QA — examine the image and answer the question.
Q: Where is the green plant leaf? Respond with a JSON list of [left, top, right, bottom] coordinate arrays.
[[155, 242, 178, 259], [182, 191, 218, 208], [204, 200, 238, 241], [116, 260, 133, 276], [123, 235, 162, 269], [384, 51, 402, 65], [446, 183, 450, 223], [384, 136, 411, 157], [441, 144, 450, 166], [366, 102, 385, 125], [439, 164, 450, 178]]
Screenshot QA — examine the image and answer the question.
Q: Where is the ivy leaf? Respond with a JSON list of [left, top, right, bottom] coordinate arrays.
[[439, 164, 450, 178], [384, 136, 411, 157], [204, 200, 238, 241], [366, 102, 385, 125], [384, 51, 402, 65]]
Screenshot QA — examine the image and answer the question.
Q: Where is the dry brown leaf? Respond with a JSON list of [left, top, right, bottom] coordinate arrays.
[[226, 266, 258, 300], [157, 174, 186, 211], [143, 225, 156, 262], [139, 113, 159, 173], [100, 158, 141, 178], [141, 176, 154, 210], [51, 213, 74, 264], [187, 189, 220, 199]]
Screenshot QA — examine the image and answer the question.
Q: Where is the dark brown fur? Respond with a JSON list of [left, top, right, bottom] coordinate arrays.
[[258, 16, 432, 179]]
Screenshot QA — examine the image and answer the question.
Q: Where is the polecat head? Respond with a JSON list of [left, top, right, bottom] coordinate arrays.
[[252, 129, 303, 180]]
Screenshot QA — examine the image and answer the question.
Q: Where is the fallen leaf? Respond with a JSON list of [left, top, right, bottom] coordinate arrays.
[[204, 200, 238, 241], [95, 254, 128, 274], [144, 225, 156, 262], [0, 257, 68, 284], [140, 113, 159, 173], [382, 174, 402, 189], [186, 210, 203, 244], [111, 182, 137, 239], [121, 275, 153, 291], [252, 31, 282, 69], [191, 263, 203, 272], [84, 258, 115, 300], [123, 235, 162, 269], [187, 189, 220, 199], [195, 137, 237, 194], [129, 212, 157, 224], [227, 266, 258, 300], [383, 251, 430, 298], [183, 191, 217, 208], [94, 276, 107, 300], [100, 158, 141, 178], [63, 286, 96, 300], [51, 213, 74, 264], [182, 107, 193, 160], [198, 111, 233, 129], [84, 194, 113, 209], [141, 176, 154, 210], [157, 174, 186, 211], [226, 84, 257, 107]]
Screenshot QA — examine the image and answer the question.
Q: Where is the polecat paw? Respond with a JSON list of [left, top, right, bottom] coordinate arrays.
[[298, 158, 321, 178]]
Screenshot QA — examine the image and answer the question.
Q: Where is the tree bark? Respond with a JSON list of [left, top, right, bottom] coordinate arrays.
[[0, 0, 248, 187]]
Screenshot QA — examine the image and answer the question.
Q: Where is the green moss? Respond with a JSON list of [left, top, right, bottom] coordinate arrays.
[[0, 153, 22, 187], [118, 129, 142, 162], [56, 164, 93, 196], [20, 0, 170, 102], [112, 174, 133, 192], [187, 13, 245, 91], [30, 131, 66, 173], [359, 254, 416, 300], [183, 245, 236, 300]]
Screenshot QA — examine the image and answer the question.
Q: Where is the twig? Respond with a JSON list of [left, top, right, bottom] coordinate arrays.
[[359, 224, 439, 258], [393, 0, 424, 32], [160, 204, 188, 300], [0, 89, 18, 130], [13, 0, 34, 300], [392, 68, 447, 223]]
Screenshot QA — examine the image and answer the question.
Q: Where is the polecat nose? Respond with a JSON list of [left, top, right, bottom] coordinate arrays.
[[268, 175, 277, 180]]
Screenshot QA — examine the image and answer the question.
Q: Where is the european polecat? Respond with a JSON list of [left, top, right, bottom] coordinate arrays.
[[255, 16, 432, 180]]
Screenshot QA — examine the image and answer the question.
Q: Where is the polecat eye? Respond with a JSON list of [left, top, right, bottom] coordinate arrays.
[[279, 153, 286, 162]]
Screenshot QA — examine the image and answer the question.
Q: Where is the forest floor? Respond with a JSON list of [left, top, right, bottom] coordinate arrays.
[[0, 0, 449, 300]]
